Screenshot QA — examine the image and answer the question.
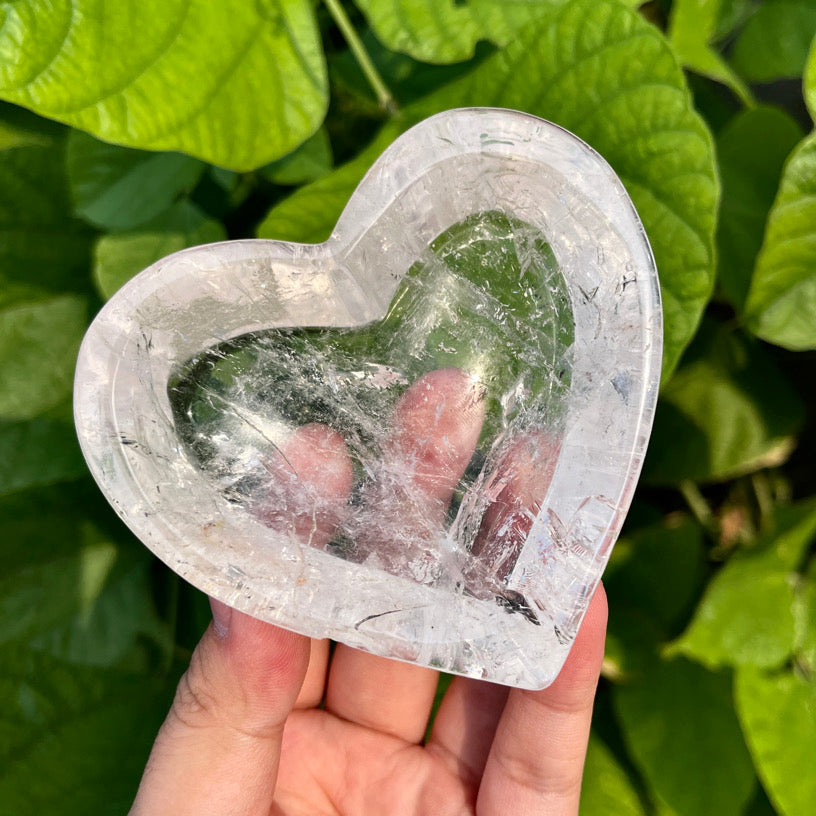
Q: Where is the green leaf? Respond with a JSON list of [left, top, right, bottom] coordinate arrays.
[[477, 0, 718, 380], [746, 43, 816, 346], [668, 0, 753, 105], [0, 141, 93, 292], [614, 657, 755, 816], [602, 514, 706, 678], [0, 489, 170, 666], [0, 0, 327, 171], [807, 35, 816, 115], [262, 0, 718, 379], [354, 0, 644, 64], [670, 498, 816, 669], [0, 292, 88, 421], [669, 558, 794, 670], [717, 106, 804, 310], [764, 498, 816, 571], [731, 1, 816, 83], [257, 120, 405, 242], [608, 515, 707, 634], [736, 667, 816, 816], [580, 734, 647, 816], [353, 0, 560, 64], [67, 131, 205, 230], [93, 201, 227, 299], [793, 557, 816, 671], [0, 118, 50, 150], [642, 322, 805, 484], [329, 28, 490, 110], [261, 127, 333, 186], [0, 401, 87, 496], [0, 644, 174, 814], [744, 132, 816, 349]]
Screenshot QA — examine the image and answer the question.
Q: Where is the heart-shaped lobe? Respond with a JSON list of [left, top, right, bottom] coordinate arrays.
[[74, 109, 661, 688]]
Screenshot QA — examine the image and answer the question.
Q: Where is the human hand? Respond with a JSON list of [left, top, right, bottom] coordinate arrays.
[[130, 370, 608, 816]]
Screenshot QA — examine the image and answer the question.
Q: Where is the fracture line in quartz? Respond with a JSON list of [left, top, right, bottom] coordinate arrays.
[[206, 387, 297, 475]]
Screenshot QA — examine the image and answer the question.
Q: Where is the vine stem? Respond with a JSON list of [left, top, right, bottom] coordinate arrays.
[[322, 0, 398, 114], [679, 479, 717, 539]]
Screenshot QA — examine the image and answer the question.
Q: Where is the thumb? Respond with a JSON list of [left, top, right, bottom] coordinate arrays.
[[130, 600, 310, 816]]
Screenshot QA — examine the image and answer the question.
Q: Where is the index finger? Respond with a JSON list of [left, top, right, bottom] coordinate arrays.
[[129, 424, 353, 815]]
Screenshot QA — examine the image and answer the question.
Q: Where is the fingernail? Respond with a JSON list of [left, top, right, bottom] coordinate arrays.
[[209, 597, 233, 639]]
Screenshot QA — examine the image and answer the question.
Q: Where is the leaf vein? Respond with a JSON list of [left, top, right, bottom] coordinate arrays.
[[38, 0, 193, 120]]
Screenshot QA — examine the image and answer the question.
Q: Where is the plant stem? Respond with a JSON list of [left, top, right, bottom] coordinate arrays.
[[751, 471, 775, 534], [679, 479, 717, 539], [322, 0, 397, 113]]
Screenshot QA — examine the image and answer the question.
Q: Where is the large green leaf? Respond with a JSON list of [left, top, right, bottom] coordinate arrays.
[[93, 201, 226, 299], [0, 141, 93, 291], [668, 549, 796, 670], [668, 0, 752, 104], [67, 131, 205, 230], [353, 0, 561, 64], [670, 499, 816, 669], [262, 0, 718, 379], [0, 487, 170, 666], [614, 657, 755, 816], [731, 1, 816, 83], [793, 557, 816, 671], [486, 0, 718, 380], [736, 668, 816, 816], [0, 644, 174, 815], [354, 0, 644, 64], [257, 120, 405, 243], [0, 401, 87, 496], [0, 292, 88, 421], [603, 514, 706, 677], [580, 734, 646, 816], [642, 322, 805, 484], [716, 106, 804, 310], [744, 130, 816, 349], [0, 118, 50, 150], [0, 0, 327, 170], [261, 127, 333, 186]]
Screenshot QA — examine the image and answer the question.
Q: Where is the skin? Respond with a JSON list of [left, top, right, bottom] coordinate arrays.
[[130, 369, 607, 816]]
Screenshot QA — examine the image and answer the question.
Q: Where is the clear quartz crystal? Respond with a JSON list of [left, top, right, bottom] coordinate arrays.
[[74, 109, 662, 688]]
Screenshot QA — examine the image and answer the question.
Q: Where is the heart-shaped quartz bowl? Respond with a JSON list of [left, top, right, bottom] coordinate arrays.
[[74, 108, 661, 689]]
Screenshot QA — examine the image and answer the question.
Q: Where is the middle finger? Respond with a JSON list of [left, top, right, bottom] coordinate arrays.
[[325, 368, 485, 743]]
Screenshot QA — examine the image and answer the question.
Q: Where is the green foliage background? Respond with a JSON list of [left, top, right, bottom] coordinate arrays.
[[1, 0, 815, 812]]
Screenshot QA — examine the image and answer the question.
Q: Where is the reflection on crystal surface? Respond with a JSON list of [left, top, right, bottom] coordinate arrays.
[[170, 211, 574, 612]]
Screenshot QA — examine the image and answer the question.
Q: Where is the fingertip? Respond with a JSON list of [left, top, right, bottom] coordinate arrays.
[[391, 367, 485, 495], [541, 583, 607, 700], [395, 368, 486, 429], [258, 421, 353, 547], [571, 583, 608, 666], [287, 423, 354, 500], [219, 609, 311, 705], [476, 588, 606, 814]]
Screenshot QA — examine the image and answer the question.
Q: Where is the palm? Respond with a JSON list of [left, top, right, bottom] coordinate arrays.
[[270, 595, 604, 816], [133, 587, 605, 816], [277, 708, 472, 815], [130, 369, 607, 815]]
